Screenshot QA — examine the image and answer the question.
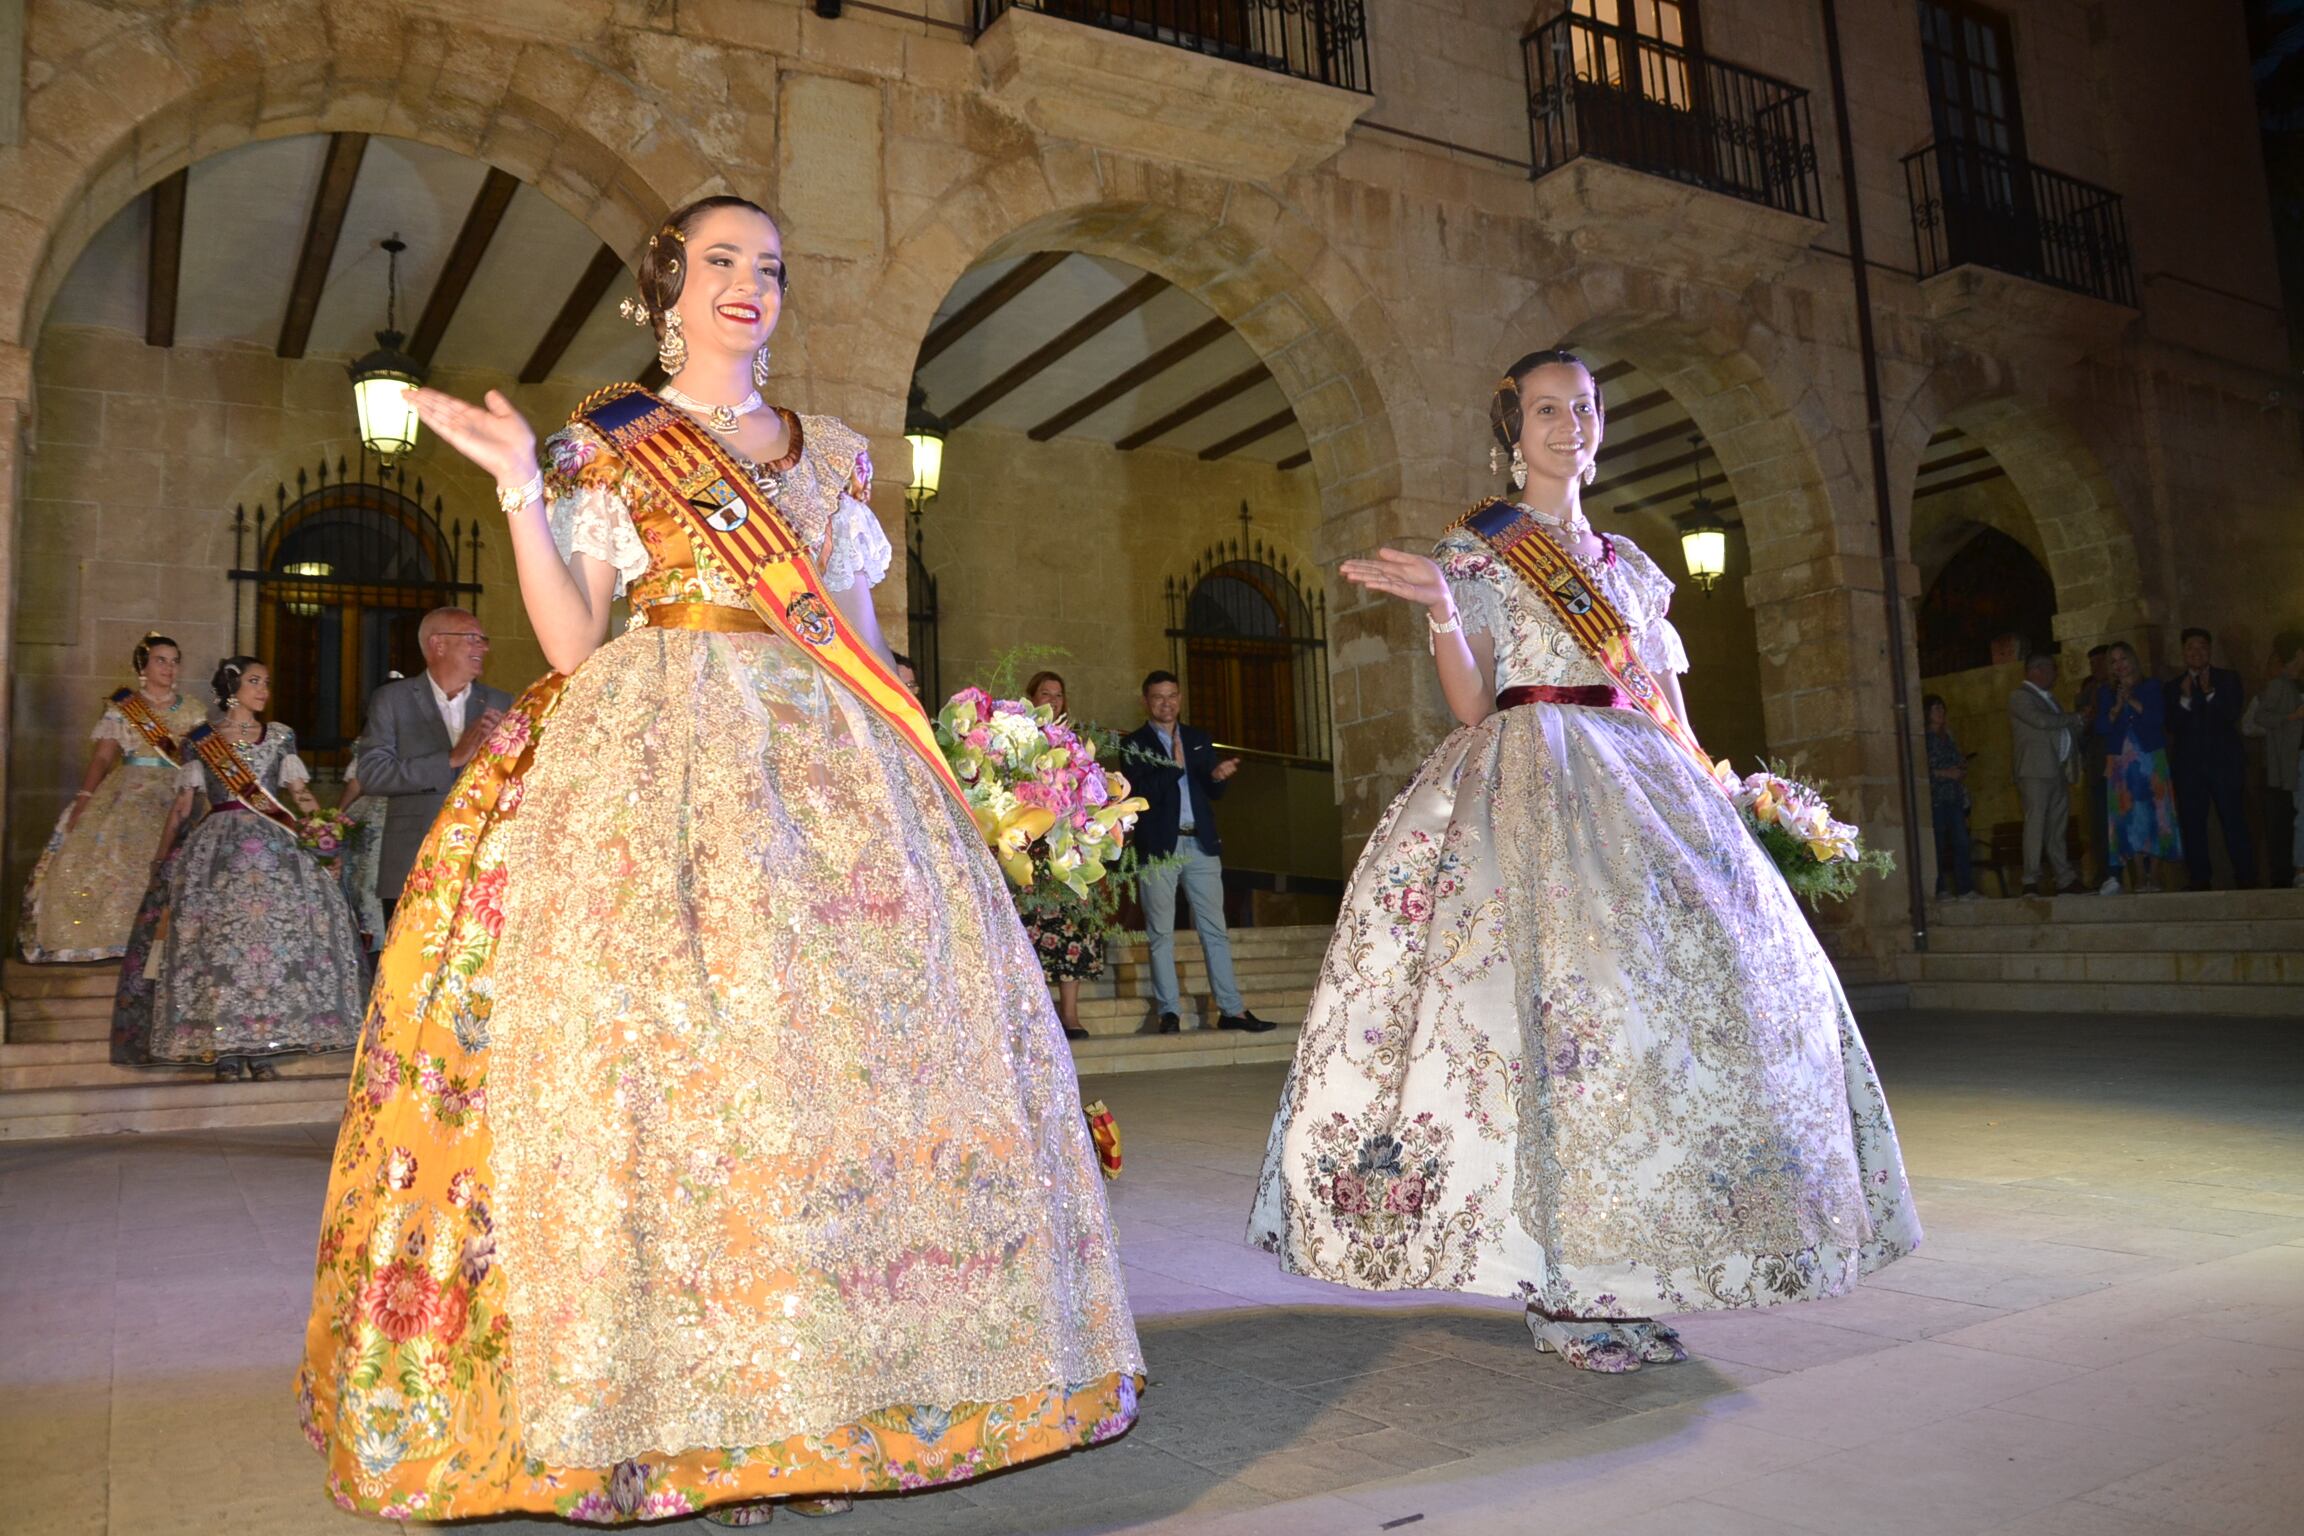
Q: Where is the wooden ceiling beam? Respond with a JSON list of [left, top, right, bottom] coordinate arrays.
[[1277, 448, 1312, 471], [1913, 465, 2009, 499], [144, 168, 187, 349], [1198, 406, 1297, 462], [1916, 444, 1993, 479], [916, 249, 1069, 369], [521, 243, 628, 384], [945, 273, 1168, 427], [1115, 363, 1270, 451], [277, 132, 370, 360], [1028, 316, 1230, 441], [1594, 412, 1703, 462], [409, 166, 521, 367], [1612, 472, 1743, 516]]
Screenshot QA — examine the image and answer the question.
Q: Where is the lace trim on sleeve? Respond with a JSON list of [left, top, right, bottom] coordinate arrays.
[[543, 426, 650, 594], [176, 758, 205, 792], [1641, 617, 1690, 676], [272, 724, 312, 788], [91, 709, 135, 747], [819, 495, 894, 593], [1436, 535, 1508, 644]]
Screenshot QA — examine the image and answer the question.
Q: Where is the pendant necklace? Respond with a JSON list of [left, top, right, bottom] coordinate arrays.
[[660, 384, 765, 435]]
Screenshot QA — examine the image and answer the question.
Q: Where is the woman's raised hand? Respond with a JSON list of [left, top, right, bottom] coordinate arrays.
[[403, 387, 538, 488], [1341, 547, 1451, 610]]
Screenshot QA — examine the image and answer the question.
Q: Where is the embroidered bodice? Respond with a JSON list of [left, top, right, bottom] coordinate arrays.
[[541, 405, 891, 624], [94, 693, 207, 764], [1436, 527, 1688, 692], [178, 722, 310, 803]]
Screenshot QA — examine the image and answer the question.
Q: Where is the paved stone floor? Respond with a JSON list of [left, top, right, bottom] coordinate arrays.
[[4, 1009, 2302, 1536]]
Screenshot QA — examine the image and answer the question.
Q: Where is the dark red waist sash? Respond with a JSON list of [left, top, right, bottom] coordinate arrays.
[[1496, 684, 1633, 712]]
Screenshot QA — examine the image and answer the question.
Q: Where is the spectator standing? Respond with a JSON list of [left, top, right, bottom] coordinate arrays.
[[2009, 653, 2086, 896], [351, 607, 513, 923], [2242, 633, 2304, 888], [2073, 644, 2114, 882], [1121, 671, 1271, 1034], [1923, 694, 1978, 900], [1018, 669, 1099, 1040], [2093, 641, 2182, 894], [2164, 627, 2256, 889]]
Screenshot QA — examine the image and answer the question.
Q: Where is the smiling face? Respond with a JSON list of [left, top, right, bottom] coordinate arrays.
[[2181, 633, 2212, 671], [1030, 676, 1067, 714], [233, 664, 271, 715], [2110, 647, 2138, 685], [1516, 361, 1603, 487], [670, 204, 785, 375], [1144, 680, 1182, 727], [142, 643, 180, 692]]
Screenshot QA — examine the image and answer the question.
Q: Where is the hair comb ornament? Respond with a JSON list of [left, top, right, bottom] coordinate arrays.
[[618, 296, 652, 327]]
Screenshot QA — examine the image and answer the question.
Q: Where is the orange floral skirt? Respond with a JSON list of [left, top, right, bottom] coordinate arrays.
[[296, 671, 1141, 1523]]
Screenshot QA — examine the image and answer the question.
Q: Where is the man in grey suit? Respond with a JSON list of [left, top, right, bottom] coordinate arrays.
[[2009, 651, 2086, 897], [355, 607, 512, 920]]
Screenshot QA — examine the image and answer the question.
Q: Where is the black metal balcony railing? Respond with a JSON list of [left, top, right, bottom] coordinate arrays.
[[1522, 12, 1822, 220], [1904, 139, 2135, 307], [975, 0, 1372, 93]]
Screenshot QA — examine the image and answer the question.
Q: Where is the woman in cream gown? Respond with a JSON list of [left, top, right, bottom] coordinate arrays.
[[19, 632, 208, 961], [1248, 350, 1920, 1372], [297, 196, 1141, 1525]]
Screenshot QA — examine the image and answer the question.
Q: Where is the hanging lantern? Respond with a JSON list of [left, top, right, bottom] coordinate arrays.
[[1677, 436, 1727, 596], [348, 235, 426, 460], [904, 383, 948, 513]]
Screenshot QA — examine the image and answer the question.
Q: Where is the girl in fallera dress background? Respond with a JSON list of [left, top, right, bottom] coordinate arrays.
[[298, 196, 1141, 1526], [19, 631, 208, 962], [1248, 348, 1921, 1372], [109, 656, 365, 1079]]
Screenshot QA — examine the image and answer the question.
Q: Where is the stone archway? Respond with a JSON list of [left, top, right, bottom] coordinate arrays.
[[1890, 362, 2150, 654], [860, 158, 1421, 837]]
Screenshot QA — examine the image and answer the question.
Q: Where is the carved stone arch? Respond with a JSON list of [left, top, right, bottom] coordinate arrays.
[[8, 18, 730, 348]]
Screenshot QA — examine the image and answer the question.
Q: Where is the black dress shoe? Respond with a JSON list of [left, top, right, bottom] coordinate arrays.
[[1138, 1012, 1181, 1035], [1217, 1011, 1276, 1033], [1062, 1026, 1089, 1041]]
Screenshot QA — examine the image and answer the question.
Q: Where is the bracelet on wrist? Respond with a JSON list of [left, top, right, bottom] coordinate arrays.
[[495, 470, 545, 516], [1426, 607, 1462, 655]]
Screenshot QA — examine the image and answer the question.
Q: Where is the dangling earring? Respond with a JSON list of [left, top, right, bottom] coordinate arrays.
[[657, 310, 688, 375], [1580, 461, 1597, 487], [1510, 445, 1528, 491], [1488, 442, 1504, 476], [752, 345, 772, 390]]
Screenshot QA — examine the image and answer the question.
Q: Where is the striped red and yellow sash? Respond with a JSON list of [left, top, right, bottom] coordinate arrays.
[[108, 688, 183, 765], [184, 725, 302, 832], [1452, 499, 1719, 785], [573, 384, 970, 812]]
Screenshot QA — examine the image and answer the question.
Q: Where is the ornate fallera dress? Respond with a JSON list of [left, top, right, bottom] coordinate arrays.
[[19, 690, 208, 962], [110, 723, 366, 1067], [297, 404, 1143, 1524], [1248, 527, 1921, 1322]]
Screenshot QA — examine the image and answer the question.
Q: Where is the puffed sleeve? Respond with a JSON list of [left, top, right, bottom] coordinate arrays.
[[819, 497, 894, 593], [1609, 535, 1690, 676], [176, 756, 205, 791], [273, 725, 312, 787], [1434, 533, 1509, 646], [541, 424, 651, 594], [91, 707, 136, 746]]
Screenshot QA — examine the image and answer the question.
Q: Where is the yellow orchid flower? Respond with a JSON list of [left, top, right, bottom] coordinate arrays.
[[990, 804, 1057, 888]]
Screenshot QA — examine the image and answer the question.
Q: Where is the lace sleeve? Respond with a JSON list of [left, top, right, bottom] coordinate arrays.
[[819, 496, 894, 593], [91, 708, 135, 747], [1435, 534, 1508, 645], [542, 425, 650, 594], [1608, 535, 1689, 676], [273, 725, 312, 787]]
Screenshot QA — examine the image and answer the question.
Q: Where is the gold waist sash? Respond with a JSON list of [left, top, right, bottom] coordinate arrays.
[[639, 601, 772, 635]]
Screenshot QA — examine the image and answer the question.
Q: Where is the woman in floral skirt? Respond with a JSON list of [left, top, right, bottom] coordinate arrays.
[[297, 196, 1141, 1526], [1248, 349, 1921, 1372], [2093, 640, 2182, 894]]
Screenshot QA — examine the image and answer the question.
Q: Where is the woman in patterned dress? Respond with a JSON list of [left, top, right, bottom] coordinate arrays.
[[297, 196, 1141, 1526], [2092, 640, 2181, 894], [19, 631, 208, 962], [1248, 349, 1921, 1372], [1020, 670, 1102, 1040], [109, 656, 365, 1078]]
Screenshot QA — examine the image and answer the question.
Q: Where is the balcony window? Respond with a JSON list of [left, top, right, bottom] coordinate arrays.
[[973, 0, 1372, 92]]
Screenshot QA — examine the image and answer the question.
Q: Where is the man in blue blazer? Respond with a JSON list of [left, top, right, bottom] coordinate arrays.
[[1121, 671, 1272, 1034], [2165, 626, 2257, 888]]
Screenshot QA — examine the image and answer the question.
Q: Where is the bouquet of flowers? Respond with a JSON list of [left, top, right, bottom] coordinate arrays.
[[934, 686, 1149, 900], [1715, 759, 1895, 909], [295, 806, 359, 870]]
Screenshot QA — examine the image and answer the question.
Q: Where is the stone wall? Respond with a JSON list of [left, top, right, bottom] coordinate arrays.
[[0, 0, 2294, 967]]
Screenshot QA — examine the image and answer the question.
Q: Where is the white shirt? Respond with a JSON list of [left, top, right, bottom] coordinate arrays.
[[2024, 681, 2072, 762], [429, 674, 469, 741]]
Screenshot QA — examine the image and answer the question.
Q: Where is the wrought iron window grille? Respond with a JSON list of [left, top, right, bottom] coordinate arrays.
[[973, 0, 1372, 94], [1163, 506, 1331, 765], [1903, 138, 2136, 308]]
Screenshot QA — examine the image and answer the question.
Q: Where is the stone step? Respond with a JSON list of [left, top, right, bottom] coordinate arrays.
[[7, 992, 116, 1024], [1101, 926, 1331, 961], [0, 1071, 354, 1141], [1904, 978, 2304, 1017], [1927, 888, 2304, 927], [7, 1012, 113, 1044], [1072, 989, 1310, 1033], [1909, 950, 2302, 986], [1, 960, 122, 999], [1921, 916, 2304, 955], [0, 1042, 350, 1092], [1070, 1024, 1303, 1076], [1086, 958, 1319, 994]]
